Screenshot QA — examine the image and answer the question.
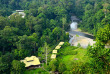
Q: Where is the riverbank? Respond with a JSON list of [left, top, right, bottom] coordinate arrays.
[[70, 35, 96, 48]]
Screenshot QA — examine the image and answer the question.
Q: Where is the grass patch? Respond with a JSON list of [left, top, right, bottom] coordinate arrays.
[[24, 68, 49, 74], [57, 46, 92, 70], [63, 48, 91, 63], [58, 46, 78, 55], [76, 34, 79, 37]]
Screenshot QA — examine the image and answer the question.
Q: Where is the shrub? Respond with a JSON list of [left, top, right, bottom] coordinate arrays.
[[11, 60, 25, 74], [49, 59, 58, 72], [63, 71, 73, 74], [58, 63, 66, 73], [77, 43, 81, 47]]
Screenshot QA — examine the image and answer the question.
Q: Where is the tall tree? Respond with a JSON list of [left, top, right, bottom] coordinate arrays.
[[11, 60, 25, 74], [0, 26, 19, 53]]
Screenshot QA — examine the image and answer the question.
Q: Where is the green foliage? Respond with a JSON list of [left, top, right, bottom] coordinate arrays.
[[0, 62, 9, 74], [62, 42, 70, 48], [9, 15, 26, 31], [79, 1, 110, 34], [77, 43, 81, 47], [0, 26, 19, 52], [87, 42, 110, 73], [76, 34, 79, 37], [0, 16, 9, 30], [57, 45, 92, 73], [52, 27, 62, 41], [11, 60, 25, 74], [38, 42, 51, 64], [16, 33, 38, 50], [58, 63, 66, 73], [49, 59, 58, 72], [0, 0, 110, 73], [0, 53, 14, 74], [12, 49, 31, 60], [87, 24, 110, 73], [63, 71, 73, 74], [24, 68, 49, 74], [96, 24, 110, 43]]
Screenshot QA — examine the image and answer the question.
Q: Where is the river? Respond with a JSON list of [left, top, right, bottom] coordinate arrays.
[[69, 17, 94, 39], [68, 17, 95, 48], [69, 30, 94, 39]]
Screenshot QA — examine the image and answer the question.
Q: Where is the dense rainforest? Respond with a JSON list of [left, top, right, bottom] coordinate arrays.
[[0, 0, 110, 74]]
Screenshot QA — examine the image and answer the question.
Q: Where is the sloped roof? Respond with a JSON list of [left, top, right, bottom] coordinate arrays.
[[20, 56, 40, 67], [52, 50, 57, 54], [9, 11, 26, 18], [55, 45, 61, 49], [25, 56, 35, 61], [58, 42, 64, 46], [51, 54, 56, 59]]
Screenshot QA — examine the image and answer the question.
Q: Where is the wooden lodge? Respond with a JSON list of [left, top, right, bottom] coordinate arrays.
[[20, 56, 40, 69], [52, 50, 57, 54], [51, 54, 56, 59]]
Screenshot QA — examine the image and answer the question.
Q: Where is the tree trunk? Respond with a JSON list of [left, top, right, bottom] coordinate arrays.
[[46, 47, 47, 65], [63, 24, 64, 30], [57, 34, 58, 42]]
